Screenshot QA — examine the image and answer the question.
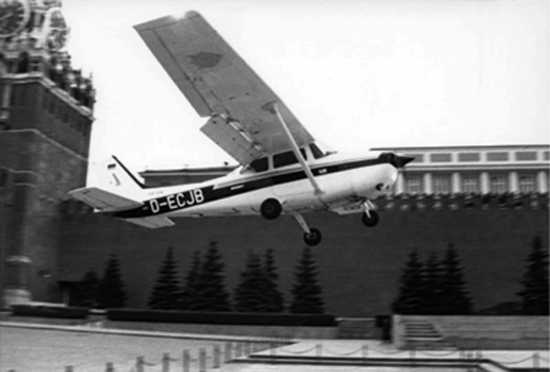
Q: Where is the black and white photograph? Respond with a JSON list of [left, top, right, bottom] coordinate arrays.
[[0, 0, 548, 371]]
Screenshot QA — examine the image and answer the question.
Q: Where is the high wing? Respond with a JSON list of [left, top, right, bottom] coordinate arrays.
[[134, 11, 315, 166]]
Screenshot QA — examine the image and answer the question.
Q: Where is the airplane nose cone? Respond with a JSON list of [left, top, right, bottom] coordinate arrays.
[[378, 152, 415, 169], [395, 155, 415, 168]]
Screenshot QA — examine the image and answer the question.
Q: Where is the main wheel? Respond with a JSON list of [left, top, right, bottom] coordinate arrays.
[[260, 198, 282, 220], [362, 210, 380, 227], [304, 228, 322, 246]]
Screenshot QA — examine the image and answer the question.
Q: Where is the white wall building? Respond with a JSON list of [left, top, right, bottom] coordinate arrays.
[[373, 145, 549, 195]]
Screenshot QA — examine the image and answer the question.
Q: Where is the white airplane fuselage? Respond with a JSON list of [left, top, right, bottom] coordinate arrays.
[[113, 150, 399, 221]]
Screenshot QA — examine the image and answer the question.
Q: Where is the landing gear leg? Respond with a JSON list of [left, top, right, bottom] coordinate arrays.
[[361, 200, 379, 227], [293, 213, 322, 246]]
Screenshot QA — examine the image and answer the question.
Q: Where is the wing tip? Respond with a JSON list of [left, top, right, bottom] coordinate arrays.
[[134, 10, 203, 31], [185, 10, 201, 19]]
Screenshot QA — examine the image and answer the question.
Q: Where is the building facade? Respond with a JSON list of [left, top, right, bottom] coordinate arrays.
[[381, 145, 549, 196], [0, 0, 94, 306]]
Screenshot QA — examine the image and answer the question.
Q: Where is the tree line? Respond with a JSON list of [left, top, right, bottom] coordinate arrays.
[[392, 236, 548, 315], [71, 242, 326, 314], [72, 236, 547, 316]]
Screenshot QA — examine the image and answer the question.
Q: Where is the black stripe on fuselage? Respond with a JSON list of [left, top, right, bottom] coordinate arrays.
[[114, 157, 387, 218]]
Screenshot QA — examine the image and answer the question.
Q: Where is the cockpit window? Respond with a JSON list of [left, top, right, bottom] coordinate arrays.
[[249, 157, 269, 172], [273, 149, 307, 168]]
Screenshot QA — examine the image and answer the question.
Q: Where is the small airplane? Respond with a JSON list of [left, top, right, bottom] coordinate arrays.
[[69, 11, 413, 246]]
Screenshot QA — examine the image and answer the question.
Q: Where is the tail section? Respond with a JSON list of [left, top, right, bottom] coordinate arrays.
[[69, 156, 146, 212], [94, 156, 146, 198]]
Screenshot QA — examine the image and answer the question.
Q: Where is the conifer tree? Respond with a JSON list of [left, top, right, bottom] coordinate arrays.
[[263, 248, 285, 312], [196, 242, 231, 312], [96, 253, 128, 309], [234, 251, 268, 312], [181, 250, 202, 311], [148, 247, 182, 310], [392, 249, 425, 314], [517, 236, 549, 315], [289, 246, 325, 314], [73, 270, 99, 308], [439, 244, 472, 314], [422, 252, 443, 314]]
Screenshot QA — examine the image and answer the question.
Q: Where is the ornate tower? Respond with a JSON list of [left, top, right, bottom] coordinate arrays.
[[0, 0, 95, 306]]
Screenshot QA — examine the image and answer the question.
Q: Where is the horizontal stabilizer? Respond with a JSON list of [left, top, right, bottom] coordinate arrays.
[[69, 187, 142, 212], [126, 216, 175, 229]]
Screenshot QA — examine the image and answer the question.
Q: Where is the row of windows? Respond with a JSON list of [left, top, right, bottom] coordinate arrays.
[[404, 173, 541, 195], [405, 151, 547, 163], [248, 144, 326, 173]]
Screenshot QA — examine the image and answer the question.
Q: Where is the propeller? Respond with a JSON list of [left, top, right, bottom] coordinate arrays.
[[379, 152, 415, 169], [393, 155, 415, 169]]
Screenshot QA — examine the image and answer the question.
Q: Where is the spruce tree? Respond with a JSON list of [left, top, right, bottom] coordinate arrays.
[[181, 250, 202, 311], [73, 270, 99, 308], [517, 236, 549, 315], [422, 252, 443, 314], [289, 246, 325, 314], [439, 244, 472, 314], [96, 253, 128, 309], [196, 242, 231, 312], [234, 251, 268, 312], [263, 248, 285, 312], [392, 249, 425, 314], [148, 247, 182, 310]]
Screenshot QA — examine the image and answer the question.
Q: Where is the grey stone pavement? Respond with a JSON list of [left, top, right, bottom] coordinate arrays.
[[2, 321, 549, 372]]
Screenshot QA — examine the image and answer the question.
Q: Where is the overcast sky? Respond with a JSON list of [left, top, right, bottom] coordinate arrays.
[[62, 0, 549, 172]]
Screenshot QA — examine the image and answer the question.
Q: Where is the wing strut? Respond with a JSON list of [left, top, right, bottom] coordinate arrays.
[[269, 102, 324, 195]]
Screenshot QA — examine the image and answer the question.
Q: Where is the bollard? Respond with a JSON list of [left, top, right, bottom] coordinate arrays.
[[136, 356, 145, 372], [315, 344, 322, 358], [362, 344, 368, 359], [183, 350, 190, 372], [105, 362, 114, 372], [270, 342, 277, 359], [199, 348, 207, 372], [534, 352, 540, 369], [236, 342, 243, 358], [213, 345, 221, 368], [162, 352, 170, 372], [224, 342, 232, 362]]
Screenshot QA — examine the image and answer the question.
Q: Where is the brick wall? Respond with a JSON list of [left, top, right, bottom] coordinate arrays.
[[59, 195, 549, 317], [0, 79, 90, 305]]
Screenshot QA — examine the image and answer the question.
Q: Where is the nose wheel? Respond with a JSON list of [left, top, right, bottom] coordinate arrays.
[[361, 200, 379, 227], [304, 228, 322, 246], [293, 213, 322, 246]]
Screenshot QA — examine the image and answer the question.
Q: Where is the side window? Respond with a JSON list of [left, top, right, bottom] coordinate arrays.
[[249, 157, 268, 172], [273, 149, 307, 168], [274, 151, 297, 168]]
